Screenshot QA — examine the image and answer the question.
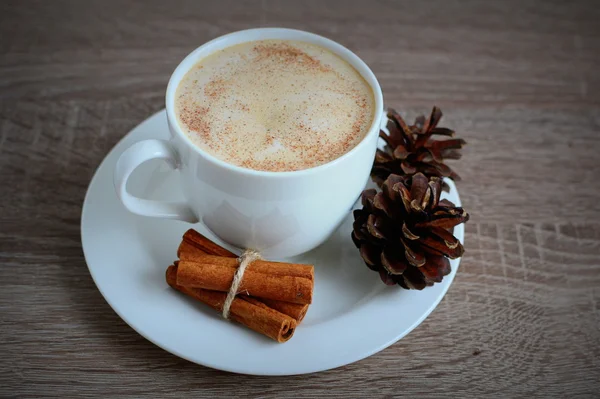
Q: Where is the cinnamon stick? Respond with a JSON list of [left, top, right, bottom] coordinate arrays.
[[177, 256, 313, 304], [178, 230, 310, 322], [166, 265, 296, 343], [178, 242, 314, 280], [260, 298, 309, 322], [181, 229, 237, 257]]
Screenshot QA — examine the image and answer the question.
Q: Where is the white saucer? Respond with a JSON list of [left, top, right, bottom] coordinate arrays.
[[81, 110, 463, 375]]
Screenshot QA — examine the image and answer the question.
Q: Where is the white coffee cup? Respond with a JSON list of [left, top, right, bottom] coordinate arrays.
[[114, 28, 384, 258]]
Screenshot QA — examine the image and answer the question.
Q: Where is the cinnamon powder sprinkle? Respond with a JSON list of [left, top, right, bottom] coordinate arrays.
[[252, 42, 333, 73]]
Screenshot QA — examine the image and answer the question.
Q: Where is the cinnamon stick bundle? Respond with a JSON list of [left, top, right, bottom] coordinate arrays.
[[166, 265, 296, 342], [166, 229, 314, 342], [178, 230, 310, 321]]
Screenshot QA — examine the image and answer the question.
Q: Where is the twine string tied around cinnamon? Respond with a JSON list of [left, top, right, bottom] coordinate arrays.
[[221, 249, 262, 319]]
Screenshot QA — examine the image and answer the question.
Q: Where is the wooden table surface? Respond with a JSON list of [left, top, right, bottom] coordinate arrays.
[[1, 1, 599, 397]]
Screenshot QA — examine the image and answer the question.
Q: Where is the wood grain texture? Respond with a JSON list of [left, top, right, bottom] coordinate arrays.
[[1, 0, 599, 397]]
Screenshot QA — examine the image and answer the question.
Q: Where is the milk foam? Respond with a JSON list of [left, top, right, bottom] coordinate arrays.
[[175, 40, 374, 172]]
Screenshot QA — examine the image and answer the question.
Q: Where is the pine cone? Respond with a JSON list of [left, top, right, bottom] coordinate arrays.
[[352, 173, 469, 289], [372, 106, 466, 187]]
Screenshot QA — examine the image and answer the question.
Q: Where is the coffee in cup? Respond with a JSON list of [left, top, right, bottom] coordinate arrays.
[[175, 40, 375, 172]]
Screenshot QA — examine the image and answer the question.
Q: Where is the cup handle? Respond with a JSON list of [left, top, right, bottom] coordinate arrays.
[[113, 139, 198, 223]]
